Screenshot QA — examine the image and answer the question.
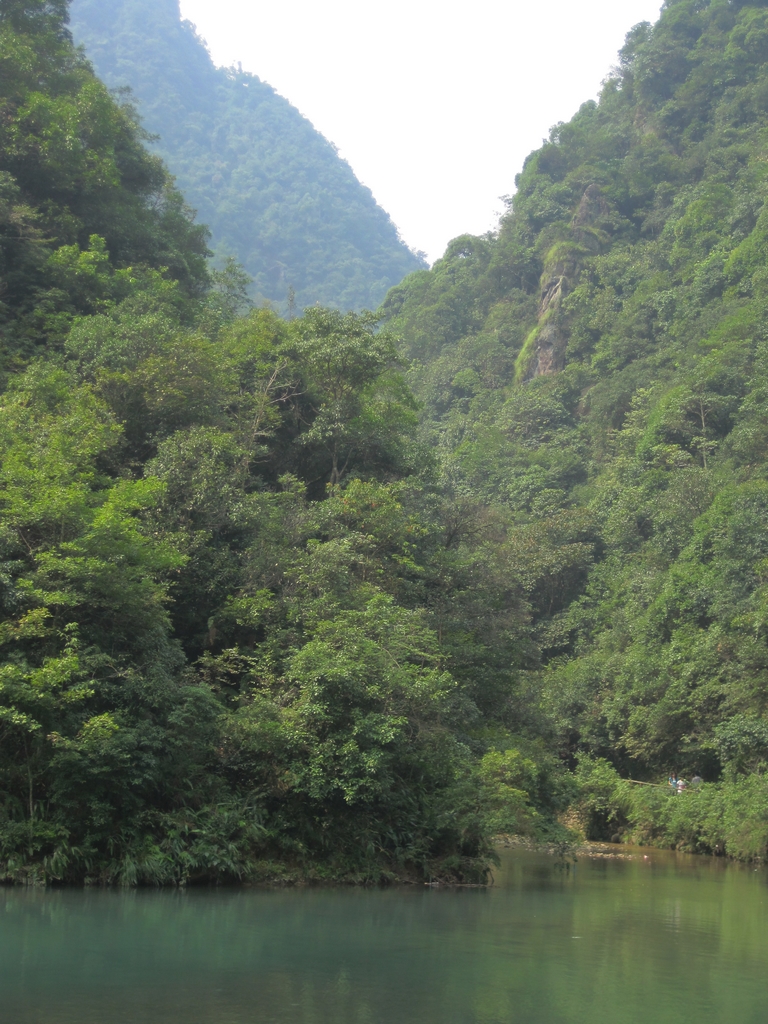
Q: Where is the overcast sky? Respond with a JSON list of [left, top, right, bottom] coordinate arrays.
[[178, 0, 663, 262]]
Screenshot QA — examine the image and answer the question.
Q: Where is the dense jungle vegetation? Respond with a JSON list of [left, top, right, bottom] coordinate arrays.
[[0, 0, 539, 885], [68, 0, 425, 312], [4, 0, 768, 886], [384, 0, 768, 859]]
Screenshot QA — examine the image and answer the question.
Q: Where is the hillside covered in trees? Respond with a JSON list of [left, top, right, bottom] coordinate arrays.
[[4, 0, 768, 886], [384, 0, 768, 854], [0, 0, 530, 884], [68, 0, 425, 312]]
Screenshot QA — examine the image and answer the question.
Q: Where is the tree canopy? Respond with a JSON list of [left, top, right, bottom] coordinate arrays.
[[381, 0, 768, 855], [6, 0, 768, 883], [0, 0, 210, 361]]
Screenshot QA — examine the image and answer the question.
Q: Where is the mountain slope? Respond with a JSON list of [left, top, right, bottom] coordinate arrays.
[[383, 0, 768, 851], [0, 1, 518, 885], [68, 0, 425, 311], [8, 0, 768, 882], [0, 0, 209, 360]]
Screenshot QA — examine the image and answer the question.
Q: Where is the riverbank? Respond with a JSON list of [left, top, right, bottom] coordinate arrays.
[[495, 834, 640, 860], [0, 842, 493, 889], [574, 760, 768, 863], [7, 764, 768, 887]]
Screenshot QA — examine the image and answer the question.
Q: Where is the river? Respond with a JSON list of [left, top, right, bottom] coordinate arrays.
[[1, 847, 766, 1023]]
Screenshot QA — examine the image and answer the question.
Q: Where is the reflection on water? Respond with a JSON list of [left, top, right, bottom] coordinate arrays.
[[1, 848, 767, 1024]]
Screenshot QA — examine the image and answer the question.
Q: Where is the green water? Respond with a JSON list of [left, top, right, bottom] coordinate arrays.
[[1, 848, 767, 1024]]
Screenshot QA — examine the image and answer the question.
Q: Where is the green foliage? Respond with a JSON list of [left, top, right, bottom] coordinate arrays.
[[68, 0, 425, 312], [381, 0, 768, 860], [1, 2, 476, 884], [289, 309, 418, 487], [13, 0, 768, 883], [0, 0, 210, 358], [0, 1, 540, 876], [575, 756, 768, 860]]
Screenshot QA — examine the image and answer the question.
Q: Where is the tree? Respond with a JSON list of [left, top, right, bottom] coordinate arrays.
[[291, 309, 417, 488]]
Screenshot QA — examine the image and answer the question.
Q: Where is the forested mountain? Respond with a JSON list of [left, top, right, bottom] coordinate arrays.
[[0, 0, 527, 885], [67, 0, 425, 312], [384, 0, 768, 855], [5, 0, 768, 887], [0, 0, 210, 357]]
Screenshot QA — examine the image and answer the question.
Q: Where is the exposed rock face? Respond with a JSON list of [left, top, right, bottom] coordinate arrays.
[[527, 250, 575, 380], [531, 319, 565, 378], [571, 183, 611, 240], [538, 270, 569, 318], [527, 184, 608, 380]]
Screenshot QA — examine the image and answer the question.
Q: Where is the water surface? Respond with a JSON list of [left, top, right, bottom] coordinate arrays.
[[1, 848, 766, 1023]]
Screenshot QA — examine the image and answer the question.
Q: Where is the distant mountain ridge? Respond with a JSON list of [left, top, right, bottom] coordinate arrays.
[[69, 0, 425, 311]]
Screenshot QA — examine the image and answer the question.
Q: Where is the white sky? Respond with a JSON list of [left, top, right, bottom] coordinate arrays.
[[178, 0, 663, 263]]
